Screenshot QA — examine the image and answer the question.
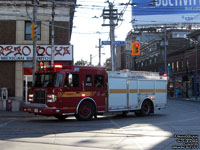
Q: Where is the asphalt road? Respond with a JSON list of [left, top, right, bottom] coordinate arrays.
[[0, 99, 200, 150]]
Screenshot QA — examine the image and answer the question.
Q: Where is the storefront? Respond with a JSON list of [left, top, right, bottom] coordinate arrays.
[[0, 44, 73, 110]]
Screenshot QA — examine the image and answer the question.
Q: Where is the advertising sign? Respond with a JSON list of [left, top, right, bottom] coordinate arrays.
[[132, 0, 200, 25], [0, 45, 73, 61]]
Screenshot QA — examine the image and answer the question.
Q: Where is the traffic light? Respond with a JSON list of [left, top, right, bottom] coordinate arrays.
[[39, 61, 44, 70], [132, 41, 140, 55], [31, 23, 38, 40]]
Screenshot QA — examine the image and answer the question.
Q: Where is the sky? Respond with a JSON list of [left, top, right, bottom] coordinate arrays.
[[71, 0, 132, 66]]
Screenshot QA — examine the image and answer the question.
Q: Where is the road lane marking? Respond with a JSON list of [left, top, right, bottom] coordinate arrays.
[[0, 120, 14, 128]]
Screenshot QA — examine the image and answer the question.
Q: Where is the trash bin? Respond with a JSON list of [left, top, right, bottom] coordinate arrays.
[[6, 99, 12, 111]]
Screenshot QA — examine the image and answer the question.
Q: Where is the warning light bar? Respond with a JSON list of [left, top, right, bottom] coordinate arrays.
[[54, 65, 63, 69]]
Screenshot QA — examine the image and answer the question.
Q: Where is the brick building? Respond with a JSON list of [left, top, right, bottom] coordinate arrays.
[[0, 0, 76, 110], [168, 30, 200, 98]]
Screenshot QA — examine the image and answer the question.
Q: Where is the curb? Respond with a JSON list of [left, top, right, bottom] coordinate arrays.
[[0, 111, 36, 118], [168, 97, 200, 102]]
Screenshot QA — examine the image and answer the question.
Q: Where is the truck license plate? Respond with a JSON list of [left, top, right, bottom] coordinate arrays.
[[34, 109, 38, 113]]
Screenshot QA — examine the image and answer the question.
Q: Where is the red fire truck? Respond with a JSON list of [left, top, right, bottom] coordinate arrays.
[[23, 65, 167, 121]]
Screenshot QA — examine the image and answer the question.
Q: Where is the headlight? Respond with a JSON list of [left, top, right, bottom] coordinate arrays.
[[28, 94, 34, 102], [47, 94, 57, 103]]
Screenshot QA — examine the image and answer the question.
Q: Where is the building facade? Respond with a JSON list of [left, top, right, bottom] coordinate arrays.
[[0, 0, 76, 110]]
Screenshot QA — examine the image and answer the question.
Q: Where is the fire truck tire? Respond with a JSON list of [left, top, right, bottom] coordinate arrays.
[[75, 101, 95, 121], [135, 100, 152, 116], [54, 115, 68, 121]]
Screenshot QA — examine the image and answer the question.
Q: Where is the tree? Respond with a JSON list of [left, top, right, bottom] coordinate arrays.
[[104, 57, 111, 71], [75, 59, 88, 66]]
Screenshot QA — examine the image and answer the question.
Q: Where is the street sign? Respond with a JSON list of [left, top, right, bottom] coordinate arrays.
[[102, 41, 126, 45], [102, 41, 111, 45], [113, 41, 125, 45]]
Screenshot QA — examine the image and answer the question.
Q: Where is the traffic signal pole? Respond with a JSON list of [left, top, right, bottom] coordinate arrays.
[[32, 0, 38, 78], [51, 0, 55, 67]]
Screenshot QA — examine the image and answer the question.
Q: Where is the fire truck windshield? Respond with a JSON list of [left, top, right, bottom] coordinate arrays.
[[33, 73, 63, 88]]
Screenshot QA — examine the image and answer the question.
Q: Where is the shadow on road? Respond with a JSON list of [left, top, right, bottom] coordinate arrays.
[[0, 99, 200, 150]]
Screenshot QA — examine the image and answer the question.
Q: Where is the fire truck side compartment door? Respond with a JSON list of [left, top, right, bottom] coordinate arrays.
[[108, 76, 128, 111], [129, 79, 139, 109], [155, 80, 167, 106]]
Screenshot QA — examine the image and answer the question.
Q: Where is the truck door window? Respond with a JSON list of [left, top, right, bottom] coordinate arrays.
[[65, 73, 79, 88], [86, 75, 92, 87], [94, 75, 104, 88], [71, 74, 79, 87]]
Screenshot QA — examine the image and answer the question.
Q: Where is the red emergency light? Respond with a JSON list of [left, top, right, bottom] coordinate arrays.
[[54, 65, 63, 69], [163, 73, 167, 77]]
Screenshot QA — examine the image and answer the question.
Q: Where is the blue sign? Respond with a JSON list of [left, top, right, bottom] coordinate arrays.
[[132, 0, 200, 25], [112, 41, 126, 45], [102, 41, 110, 45], [102, 41, 125, 45]]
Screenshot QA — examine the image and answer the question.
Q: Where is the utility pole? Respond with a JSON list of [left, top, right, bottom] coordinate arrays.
[[102, 2, 118, 71], [90, 54, 92, 66], [51, 0, 55, 67], [32, 0, 38, 77], [98, 38, 102, 66]]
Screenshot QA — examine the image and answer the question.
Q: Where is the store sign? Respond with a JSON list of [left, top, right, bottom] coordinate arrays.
[[0, 45, 73, 61]]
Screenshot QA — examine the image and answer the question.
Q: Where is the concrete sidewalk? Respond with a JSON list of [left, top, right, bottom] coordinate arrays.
[[0, 111, 35, 118], [169, 97, 200, 102]]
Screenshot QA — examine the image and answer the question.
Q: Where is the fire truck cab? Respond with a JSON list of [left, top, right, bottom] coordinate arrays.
[[23, 65, 167, 121]]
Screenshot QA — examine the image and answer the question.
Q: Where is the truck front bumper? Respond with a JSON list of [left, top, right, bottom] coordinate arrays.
[[23, 103, 61, 116]]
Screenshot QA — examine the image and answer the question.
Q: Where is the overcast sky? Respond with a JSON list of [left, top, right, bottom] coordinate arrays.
[[71, 0, 132, 66]]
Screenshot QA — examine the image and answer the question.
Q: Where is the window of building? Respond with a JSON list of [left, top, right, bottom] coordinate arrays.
[[181, 60, 184, 71], [186, 59, 189, 69], [94, 75, 104, 88], [176, 61, 179, 71], [154, 57, 157, 63], [172, 62, 174, 72], [25, 21, 41, 40]]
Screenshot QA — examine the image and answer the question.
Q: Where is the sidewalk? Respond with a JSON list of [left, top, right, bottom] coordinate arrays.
[[168, 96, 200, 102], [0, 111, 35, 118]]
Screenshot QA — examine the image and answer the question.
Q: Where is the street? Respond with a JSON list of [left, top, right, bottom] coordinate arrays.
[[0, 99, 200, 150]]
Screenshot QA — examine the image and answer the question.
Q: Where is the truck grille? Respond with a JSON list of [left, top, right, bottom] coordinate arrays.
[[34, 89, 46, 104]]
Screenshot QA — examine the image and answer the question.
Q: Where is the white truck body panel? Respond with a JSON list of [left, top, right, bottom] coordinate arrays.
[[108, 71, 167, 112]]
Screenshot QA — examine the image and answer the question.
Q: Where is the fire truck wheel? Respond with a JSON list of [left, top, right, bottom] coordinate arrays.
[[54, 115, 68, 121], [135, 100, 152, 116], [75, 101, 95, 121]]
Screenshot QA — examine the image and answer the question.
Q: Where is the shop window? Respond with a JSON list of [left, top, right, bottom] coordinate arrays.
[[94, 75, 104, 88], [25, 21, 41, 40], [85, 75, 92, 87]]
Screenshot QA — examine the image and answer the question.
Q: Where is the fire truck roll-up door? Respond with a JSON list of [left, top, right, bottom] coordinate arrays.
[[108, 72, 128, 111]]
